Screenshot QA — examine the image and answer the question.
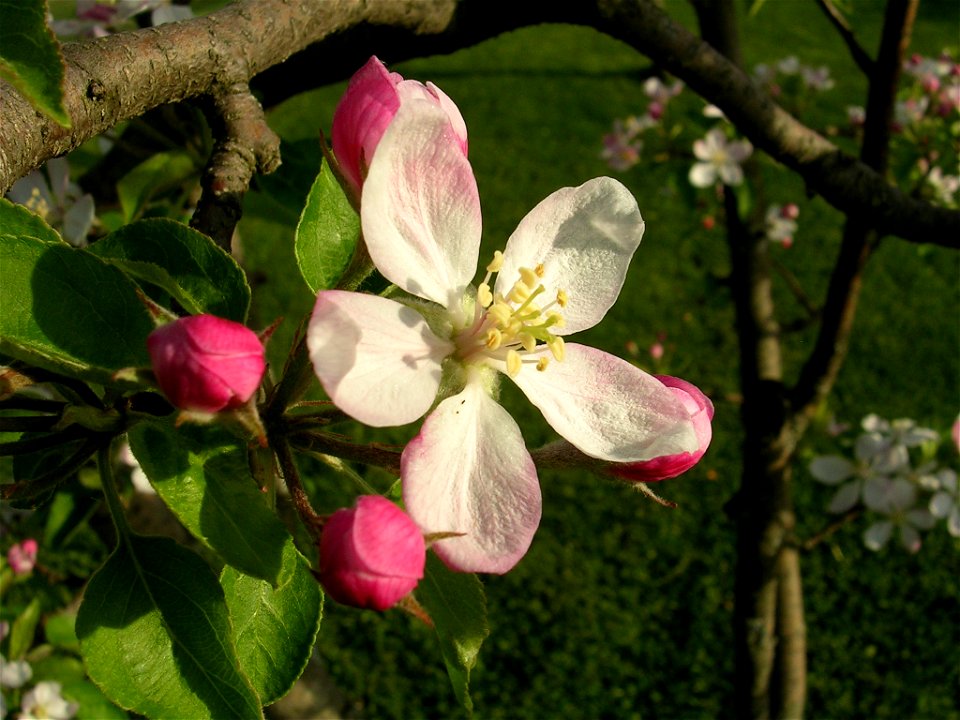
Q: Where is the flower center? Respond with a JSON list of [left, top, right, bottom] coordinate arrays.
[[454, 251, 568, 376]]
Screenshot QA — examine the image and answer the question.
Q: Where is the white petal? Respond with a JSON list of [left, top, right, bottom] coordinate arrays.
[[496, 177, 645, 335], [827, 481, 861, 514], [718, 162, 744, 186], [688, 162, 717, 188], [863, 521, 893, 551], [929, 490, 955, 518], [863, 476, 894, 512], [510, 343, 697, 462], [809, 456, 856, 484], [402, 382, 541, 574], [361, 100, 481, 308], [906, 508, 936, 530], [307, 291, 452, 427], [899, 524, 921, 553]]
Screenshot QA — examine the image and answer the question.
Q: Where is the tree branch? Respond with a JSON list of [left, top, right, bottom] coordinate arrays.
[[814, 0, 875, 75], [1, 0, 956, 247]]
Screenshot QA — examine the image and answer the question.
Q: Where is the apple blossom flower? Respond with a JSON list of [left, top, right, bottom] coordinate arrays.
[[643, 77, 683, 119], [777, 56, 801, 75], [147, 315, 266, 414], [6, 158, 95, 247], [308, 100, 698, 573], [19, 681, 78, 720], [847, 105, 866, 127], [810, 433, 902, 514], [606, 376, 713, 482], [331, 56, 468, 199], [649, 341, 665, 361], [50, 0, 190, 38], [801, 65, 835, 91], [0, 655, 32, 689], [601, 120, 643, 171], [689, 129, 752, 188], [862, 478, 936, 553], [925, 166, 960, 207], [765, 204, 799, 247], [318, 496, 425, 611], [6, 539, 38, 575], [929, 468, 960, 537], [860, 414, 939, 473]]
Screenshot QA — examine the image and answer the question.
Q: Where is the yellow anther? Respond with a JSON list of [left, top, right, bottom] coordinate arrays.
[[519, 266, 540, 288], [506, 349, 522, 377], [486, 251, 504, 273], [485, 328, 502, 350], [556, 288, 569, 308], [507, 318, 523, 336], [536, 357, 550, 372], [519, 333, 537, 352], [508, 281, 531, 304], [477, 283, 493, 308], [535, 263, 545, 278], [547, 311, 566, 329], [548, 336, 566, 362], [489, 302, 513, 327]]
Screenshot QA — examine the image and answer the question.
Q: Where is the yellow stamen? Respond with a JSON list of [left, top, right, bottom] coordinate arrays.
[[518, 333, 537, 352], [547, 311, 566, 329], [556, 289, 569, 308], [535, 263, 545, 277], [536, 357, 550, 372], [507, 281, 531, 304], [506, 349, 522, 377], [519, 266, 540, 288], [486, 251, 504, 273], [477, 283, 493, 308], [485, 328, 502, 350], [548, 336, 566, 362]]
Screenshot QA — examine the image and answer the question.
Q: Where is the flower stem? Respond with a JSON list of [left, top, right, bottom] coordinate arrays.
[[275, 438, 324, 542]]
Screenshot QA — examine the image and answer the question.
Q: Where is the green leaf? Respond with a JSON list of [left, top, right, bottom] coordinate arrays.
[[0, 0, 70, 127], [221, 541, 323, 705], [76, 534, 263, 719], [294, 158, 360, 293], [128, 419, 290, 585], [45, 610, 80, 651], [8, 597, 43, 659], [417, 553, 489, 712], [0, 235, 154, 385], [0, 197, 64, 243], [88, 218, 251, 322], [117, 151, 197, 223]]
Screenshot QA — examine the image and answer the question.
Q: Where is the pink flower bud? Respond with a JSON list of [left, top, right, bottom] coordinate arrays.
[[649, 341, 665, 361], [608, 376, 714, 482], [331, 56, 468, 198], [7, 539, 38, 575], [147, 315, 265, 413], [780, 203, 800, 220], [318, 496, 426, 611]]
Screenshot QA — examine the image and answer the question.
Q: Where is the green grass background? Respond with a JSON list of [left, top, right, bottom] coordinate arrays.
[[239, 1, 959, 717]]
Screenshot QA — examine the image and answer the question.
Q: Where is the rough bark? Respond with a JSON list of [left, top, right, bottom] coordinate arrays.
[[1, 0, 956, 246]]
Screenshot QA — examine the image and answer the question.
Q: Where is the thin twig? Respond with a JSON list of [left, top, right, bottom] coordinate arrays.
[[814, 0, 875, 74], [274, 438, 324, 543], [800, 508, 862, 551], [769, 254, 819, 319]]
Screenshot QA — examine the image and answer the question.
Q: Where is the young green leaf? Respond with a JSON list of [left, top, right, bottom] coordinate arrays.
[[128, 420, 290, 586], [117, 151, 197, 223], [88, 218, 251, 322], [417, 553, 489, 712], [221, 541, 324, 705], [295, 158, 360, 293], [0, 0, 70, 127], [0, 197, 64, 244], [76, 534, 263, 719], [0, 235, 154, 385]]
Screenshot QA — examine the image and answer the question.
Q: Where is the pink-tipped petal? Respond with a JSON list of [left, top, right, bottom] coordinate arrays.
[[331, 56, 403, 196], [608, 375, 714, 482], [496, 177, 645, 335], [308, 291, 452, 427], [361, 100, 482, 308], [402, 381, 541, 574], [510, 343, 697, 462]]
